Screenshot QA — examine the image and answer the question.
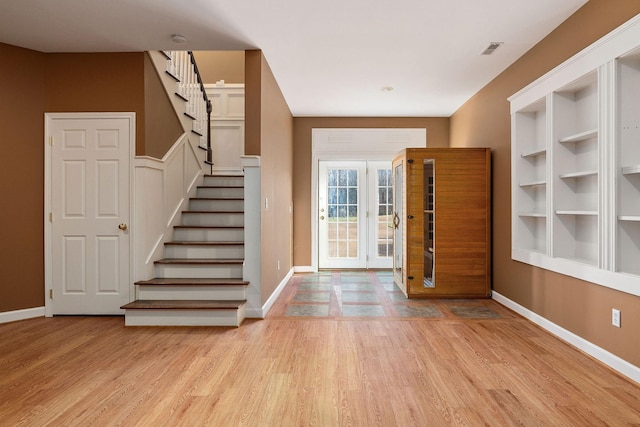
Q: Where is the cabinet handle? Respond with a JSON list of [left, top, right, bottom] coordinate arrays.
[[407, 215, 414, 219]]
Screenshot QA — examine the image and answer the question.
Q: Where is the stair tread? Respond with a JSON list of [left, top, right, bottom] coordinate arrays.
[[121, 299, 246, 310], [183, 210, 244, 214], [204, 173, 244, 177], [165, 241, 244, 246], [155, 258, 244, 265], [191, 197, 244, 200], [135, 278, 249, 286], [173, 225, 244, 229]]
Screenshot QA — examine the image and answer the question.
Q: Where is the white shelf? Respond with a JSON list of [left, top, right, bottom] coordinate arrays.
[[519, 212, 547, 218], [558, 128, 598, 144], [559, 170, 598, 179], [555, 210, 598, 216], [521, 148, 546, 158], [621, 165, 640, 175], [519, 180, 546, 187], [618, 216, 640, 222]]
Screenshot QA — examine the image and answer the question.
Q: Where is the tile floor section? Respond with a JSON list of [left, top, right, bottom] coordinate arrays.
[[271, 270, 511, 319]]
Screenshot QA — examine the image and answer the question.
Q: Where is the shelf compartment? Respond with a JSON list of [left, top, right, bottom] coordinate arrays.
[[553, 214, 598, 266], [516, 215, 546, 253], [617, 220, 640, 275], [558, 128, 598, 144]]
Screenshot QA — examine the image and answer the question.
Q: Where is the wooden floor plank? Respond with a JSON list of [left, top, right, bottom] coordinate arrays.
[[1, 272, 640, 426]]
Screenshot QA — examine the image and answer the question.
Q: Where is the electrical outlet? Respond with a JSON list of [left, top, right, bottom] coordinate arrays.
[[612, 308, 621, 328], [277, 260, 280, 270]]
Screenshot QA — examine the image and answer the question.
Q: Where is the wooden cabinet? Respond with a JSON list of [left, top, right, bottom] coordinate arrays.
[[392, 148, 491, 298]]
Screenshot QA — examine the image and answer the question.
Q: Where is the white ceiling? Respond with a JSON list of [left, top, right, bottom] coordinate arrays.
[[0, 0, 588, 117]]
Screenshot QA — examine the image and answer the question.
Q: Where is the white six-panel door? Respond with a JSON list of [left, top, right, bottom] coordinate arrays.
[[45, 113, 133, 315]]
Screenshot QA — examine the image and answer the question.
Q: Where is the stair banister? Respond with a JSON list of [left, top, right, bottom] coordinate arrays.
[[187, 51, 213, 173]]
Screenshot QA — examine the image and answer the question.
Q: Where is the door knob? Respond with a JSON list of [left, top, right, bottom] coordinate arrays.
[[320, 216, 325, 220], [118, 223, 128, 231]]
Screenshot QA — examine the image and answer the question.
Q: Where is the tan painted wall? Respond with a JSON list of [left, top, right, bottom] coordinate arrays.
[[450, 0, 640, 366], [193, 51, 245, 84], [143, 53, 183, 159], [0, 43, 46, 312], [291, 117, 450, 267], [245, 50, 294, 304]]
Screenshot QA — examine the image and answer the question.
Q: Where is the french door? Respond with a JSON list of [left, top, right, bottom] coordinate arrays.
[[318, 161, 393, 269]]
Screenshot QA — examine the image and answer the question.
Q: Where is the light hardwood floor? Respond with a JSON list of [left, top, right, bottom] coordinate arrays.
[[1, 272, 639, 426]]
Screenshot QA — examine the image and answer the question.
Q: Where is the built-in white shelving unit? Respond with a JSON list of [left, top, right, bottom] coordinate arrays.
[[509, 14, 640, 297]]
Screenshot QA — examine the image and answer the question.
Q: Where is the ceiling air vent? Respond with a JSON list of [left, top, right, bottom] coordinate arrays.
[[482, 42, 503, 55]]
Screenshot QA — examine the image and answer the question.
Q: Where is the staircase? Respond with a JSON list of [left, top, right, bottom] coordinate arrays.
[[121, 173, 249, 326]]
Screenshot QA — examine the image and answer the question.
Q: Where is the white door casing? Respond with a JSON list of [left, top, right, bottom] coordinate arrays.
[[45, 113, 134, 315]]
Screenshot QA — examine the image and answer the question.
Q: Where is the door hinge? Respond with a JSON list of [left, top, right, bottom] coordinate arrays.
[[49, 212, 53, 222], [49, 289, 53, 299], [49, 136, 53, 146]]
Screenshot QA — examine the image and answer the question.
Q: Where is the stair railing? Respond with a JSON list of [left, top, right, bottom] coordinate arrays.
[[165, 51, 213, 171]]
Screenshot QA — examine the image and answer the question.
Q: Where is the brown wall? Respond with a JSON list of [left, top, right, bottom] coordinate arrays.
[[44, 53, 146, 155], [245, 50, 294, 304], [291, 117, 450, 266], [0, 47, 147, 313], [450, 0, 640, 366], [143, 53, 183, 159], [193, 51, 245, 84], [0, 43, 46, 312]]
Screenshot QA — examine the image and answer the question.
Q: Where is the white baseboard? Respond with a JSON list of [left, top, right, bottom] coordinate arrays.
[[251, 268, 294, 319], [492, 291, 640, 385], [293, 265, 315, 273], [0, 307, 45, 324]]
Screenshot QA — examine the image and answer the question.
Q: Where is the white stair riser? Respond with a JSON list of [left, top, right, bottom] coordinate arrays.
[[197, 187, 244, 198], [124, 306, 245, 327], [182, 213, 243, 227], [173, 228, 244, 242], [137, 285, 246, 300], [203, 176, 244, 187], [165, 245, 244, 259], [155, 264, 243, 279], [190, 199, 244, 211]]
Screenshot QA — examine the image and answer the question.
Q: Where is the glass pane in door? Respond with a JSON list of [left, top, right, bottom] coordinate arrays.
[[377, 169, 393, 258], [327, 168, 360, 260]]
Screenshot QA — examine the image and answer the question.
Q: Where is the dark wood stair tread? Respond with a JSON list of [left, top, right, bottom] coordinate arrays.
[[154, 258, 244, 265], [182, 210, 244, 214], [121, 300, 246, 310], [197, 185, 244, 189], [190, 197, 244, 200], [135, 278, 249, 286], [173, 225, 244, 229], [204, 174, 244, 177], [164, 241, 244, 246]]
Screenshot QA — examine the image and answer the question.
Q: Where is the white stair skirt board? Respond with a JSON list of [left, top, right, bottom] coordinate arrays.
[[137, 285, 246, 300], [164, 244, 244, 259], [124, 306, 246, 327], [492, 292, 640, 385], [0, 307, 45, 324], [173, 227, 244, 242], [255, 268, 294, 319]]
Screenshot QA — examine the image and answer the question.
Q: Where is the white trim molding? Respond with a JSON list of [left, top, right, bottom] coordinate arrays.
[[0, 307, 45, 324], [255, 268, 295, 319], [492, 291, 640, 385]]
